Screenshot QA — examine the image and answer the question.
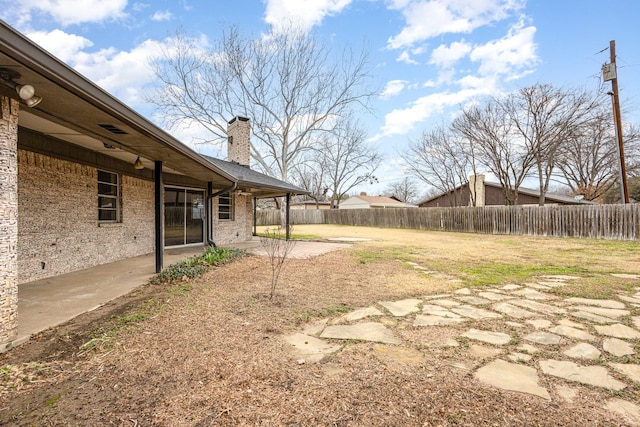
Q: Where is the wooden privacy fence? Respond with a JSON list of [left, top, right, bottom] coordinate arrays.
[[256, 205, 640, 240]]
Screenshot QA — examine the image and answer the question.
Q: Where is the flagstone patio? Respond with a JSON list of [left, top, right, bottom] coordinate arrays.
[[283, 272, 640, 424]]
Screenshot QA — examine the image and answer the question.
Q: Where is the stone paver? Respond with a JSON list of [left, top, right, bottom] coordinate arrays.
[[283, 333, 342, 363], [603, 338, 635, 357], [526, 319, 552, 329], [303, 319, 328, 335], [513, 288, 552, 300], [414, 314, 466, 326], [619, 295, 640, 304], [374, 344, 423, 364], [571, 305, 630, 318], [475, 359, 550, 400], [510, 299, 566, 315], [451, 305, 502, 320], [539, 360, 626, 390], [478, 291, 512, 301], [379, 299, 422, 317], [284, 275, 640, 421], [493, 302, 536, 319], [508, 352, 532, 362], [571, 311, 617, 324], [422, 304, 462, 318], [455, 296, 491, 305], [470, 344, 503, 359], [320, 322, 401, 344], [610, 363, 640, 384], [524, 331, 562, 345], [557, 318, 585, 329], [556, 385, 578, 403], [566, 298, 626, 309], [336, 306, 383, 323], [548, 325, 596, 342], [611, 273, 640, 279], [605, 398, 640, 425], [563, 343, 601, 360], [595, 324, 640, 340], [462, 328, 511, 345], [517, 344, 540, 354], [429, 299, 461, 308]]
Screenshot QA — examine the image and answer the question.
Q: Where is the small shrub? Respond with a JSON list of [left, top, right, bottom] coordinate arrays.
[[151, 246, 245, 285]]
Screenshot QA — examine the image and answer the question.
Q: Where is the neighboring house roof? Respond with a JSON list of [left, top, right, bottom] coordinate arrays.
[[419, 181, 596, 206], [0, 20, 303, 198], [342, 195, 417, 208], [205, 157, 307, 198]]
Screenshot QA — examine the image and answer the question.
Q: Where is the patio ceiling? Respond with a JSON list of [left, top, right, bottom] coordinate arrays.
[[0, 20, 235, 188]]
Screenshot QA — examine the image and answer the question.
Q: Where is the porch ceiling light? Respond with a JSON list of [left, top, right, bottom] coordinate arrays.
[[133, 156, 144, 170], [0, 67, 43, 107]]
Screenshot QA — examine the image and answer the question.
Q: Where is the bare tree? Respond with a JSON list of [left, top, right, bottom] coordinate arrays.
[[149, 26, 375, 181], [452, 102, 534, 205], [499, 84, 597, 205], [385, 177, 419, 204], [309, 115, 382, 208], [290, 160, 328, 208], [259, 227, 296, 299], [401, 124, 478, 206]]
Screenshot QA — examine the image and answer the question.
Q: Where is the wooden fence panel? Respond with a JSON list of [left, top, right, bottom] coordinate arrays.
[[255, 205, 640, 240]]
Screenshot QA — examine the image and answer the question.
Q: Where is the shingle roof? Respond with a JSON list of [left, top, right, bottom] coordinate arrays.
[[204, 156, 308, 198]]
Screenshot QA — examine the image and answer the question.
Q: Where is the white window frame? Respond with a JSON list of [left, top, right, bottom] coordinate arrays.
[[218, 192, 235, 221], [98, 169, 120, 222]]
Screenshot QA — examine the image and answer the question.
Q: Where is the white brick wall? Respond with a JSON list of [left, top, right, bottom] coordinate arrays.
[[0, 96, 19, 349], [17, 150, 155, 284], [212, 194, 253, 244]]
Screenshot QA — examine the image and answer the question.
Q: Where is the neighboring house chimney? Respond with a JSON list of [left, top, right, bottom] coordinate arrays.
[[469, 174, 485, 207], [227, 116, 251, 167]]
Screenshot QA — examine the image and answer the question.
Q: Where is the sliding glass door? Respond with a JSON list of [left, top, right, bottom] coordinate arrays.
[[164, 187, 205, 247]]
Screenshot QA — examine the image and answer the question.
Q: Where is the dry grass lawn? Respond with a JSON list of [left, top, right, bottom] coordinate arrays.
[[1, 225, 639, 426]]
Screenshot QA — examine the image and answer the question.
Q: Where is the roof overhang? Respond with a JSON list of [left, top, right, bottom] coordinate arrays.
[[0, 20, 234, 187]]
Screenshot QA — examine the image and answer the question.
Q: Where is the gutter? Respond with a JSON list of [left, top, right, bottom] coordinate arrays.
[[206, 181, 238, 248]]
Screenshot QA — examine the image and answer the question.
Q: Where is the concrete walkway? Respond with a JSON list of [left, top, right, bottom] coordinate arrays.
[[15, 238, 353, 348], [16, 247, 205, 346], [283, 271, 640, 425]]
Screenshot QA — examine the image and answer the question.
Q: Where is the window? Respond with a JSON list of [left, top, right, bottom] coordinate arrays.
[[98, 170, 120, 222], [218, 192, 234, 221]]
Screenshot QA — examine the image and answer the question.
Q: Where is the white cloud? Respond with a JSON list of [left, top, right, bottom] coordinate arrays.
[[25, 28, 171, 107], [396, 51, 418, 64], [8, 0, 128, 26], [470, 20, 538, 78], [264, 0, 353, 32], [151, 10, 173, 22], [27, 29, 94, 63], [380, 80, 409, 98], [429, 40, 472, 68], [387, 0, 525, 49], [372, 85, 495, 140]]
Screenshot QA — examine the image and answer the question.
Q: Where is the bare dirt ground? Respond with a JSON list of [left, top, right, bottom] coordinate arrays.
[[1, 225, 639, 426]]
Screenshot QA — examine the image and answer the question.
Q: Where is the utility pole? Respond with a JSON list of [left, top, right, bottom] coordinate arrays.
[[603, 40, 630, 204]]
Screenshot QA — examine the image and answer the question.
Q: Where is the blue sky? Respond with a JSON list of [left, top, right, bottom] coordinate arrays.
[[1, 0, 639, 196]]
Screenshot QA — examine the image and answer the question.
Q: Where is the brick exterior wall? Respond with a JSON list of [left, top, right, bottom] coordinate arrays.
[[212, 194, 253, 244], [0, 96, 19, 349], [17, 150, 155, 284]]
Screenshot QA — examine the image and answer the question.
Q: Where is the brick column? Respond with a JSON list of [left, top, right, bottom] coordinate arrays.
[[0, 96, 19, 350]]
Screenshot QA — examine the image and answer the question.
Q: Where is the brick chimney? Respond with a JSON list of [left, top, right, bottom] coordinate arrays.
[[469, 174, 485, 207], [227, 116, 251, 167]]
